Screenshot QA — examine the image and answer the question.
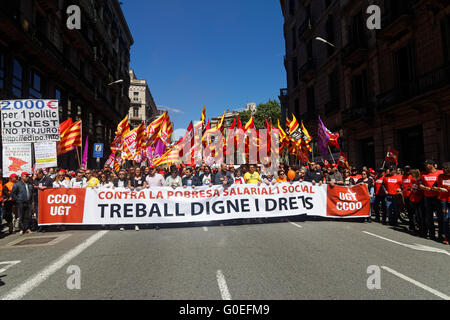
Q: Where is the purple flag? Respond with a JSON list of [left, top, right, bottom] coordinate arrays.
[[82, 136, 89, 169], [147, 138, 166, 165], [317, 116, 331, 157]]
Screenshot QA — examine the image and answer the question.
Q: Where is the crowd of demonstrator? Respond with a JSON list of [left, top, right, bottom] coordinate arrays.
[[0, 160, 448, 244]]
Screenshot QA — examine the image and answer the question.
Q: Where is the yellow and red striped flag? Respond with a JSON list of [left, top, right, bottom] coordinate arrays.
[[57, 120, 82, 156]]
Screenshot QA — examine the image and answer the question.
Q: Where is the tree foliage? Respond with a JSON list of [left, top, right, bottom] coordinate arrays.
[[239, 99, 281, 129]]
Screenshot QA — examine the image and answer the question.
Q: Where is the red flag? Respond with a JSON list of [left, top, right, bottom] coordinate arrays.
[[229, 117, 236, 130], [385, 147, 399, 164], [237, 114, 243, 130], [338, 151, 349, 169], [322, 159, 331, 168]]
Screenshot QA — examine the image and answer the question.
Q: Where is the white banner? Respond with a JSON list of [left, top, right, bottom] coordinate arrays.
[[1, 99, 60, 143], [2, 143, 32, 177], [34, 142, 58, 169], [38, 183, 371, 225]]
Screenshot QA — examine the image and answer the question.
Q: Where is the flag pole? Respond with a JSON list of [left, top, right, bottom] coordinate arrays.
[[328, 146, 336, 164]]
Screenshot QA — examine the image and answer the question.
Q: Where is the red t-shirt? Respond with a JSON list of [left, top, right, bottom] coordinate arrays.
[[435, 174, 450, 202], [402, 174, 413, 198], [421, 170, 443, 198], [383, 175, 402, 195], [409, 178, 423, 203], [374, 175, 385, 195]]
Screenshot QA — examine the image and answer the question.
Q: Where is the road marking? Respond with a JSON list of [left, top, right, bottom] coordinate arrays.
[[381, 266, 450, 300], [0, 261, 21, 273], [0, 231, 108, 300], [216, 270, 232, 300], [203, 227, 208, 232], [362, 231, 450, 256], [288, 221, 303, 229]]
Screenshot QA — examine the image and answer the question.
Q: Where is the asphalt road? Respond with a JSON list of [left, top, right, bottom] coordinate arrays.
[[0, 219, 449, 300]]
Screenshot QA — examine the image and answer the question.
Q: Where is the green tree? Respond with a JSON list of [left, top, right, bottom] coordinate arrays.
[[239, 99, 281, 129]]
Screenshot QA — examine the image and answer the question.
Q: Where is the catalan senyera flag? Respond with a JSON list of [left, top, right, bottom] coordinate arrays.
[[57, 120, 82, 156], [134, 121, 146, 158], [301, 121, 312, 151], [216, 112, 226, 132], [201, 106, 206, 124], [144, 111, 168, 147], [115, 115, 130, 137], [244, 115, 255, 132]]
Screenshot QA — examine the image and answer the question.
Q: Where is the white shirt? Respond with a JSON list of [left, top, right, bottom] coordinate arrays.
[[53, 179, 70, 188], [99, 181, 113, 188], [70, 178, 86, 188]]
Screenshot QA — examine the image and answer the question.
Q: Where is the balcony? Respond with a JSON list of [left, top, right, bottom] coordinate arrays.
[[325, 100, 340, 115], [341, 104, 374, 124], [298, 58, 315, 82], [298, 17, 314, 40], [417, 65, 450, 95], [342, 39, 368, 67], [377, 1, 416, 40], [377, 82, 417, 112]]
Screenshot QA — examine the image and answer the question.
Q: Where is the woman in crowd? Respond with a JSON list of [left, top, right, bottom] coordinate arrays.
[[276, 170, 287, 183], [99, 173, 113, 188], [53, 170, 70, 188], [342, 169, 355, 186], [234, 169, 245, 184], [166, 165, 182, 188], [201, 166, 213, 186], [130, 167, 147, 191]]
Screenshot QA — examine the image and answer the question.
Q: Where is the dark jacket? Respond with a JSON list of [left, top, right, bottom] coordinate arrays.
[[213, 170, 234, 187], [113, 178, 129, 188], [304, 169, 324, 183], [11, 181, 34, 202], [182, 175, 202, 187]]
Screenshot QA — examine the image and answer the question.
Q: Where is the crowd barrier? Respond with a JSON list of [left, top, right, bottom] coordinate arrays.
[[38, 182, 370, 225]]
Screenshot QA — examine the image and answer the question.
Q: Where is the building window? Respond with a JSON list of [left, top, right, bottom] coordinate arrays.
[[394, 44, 415, 92], [351, 70, 368, 108], [289, 0, 295, 16], [292, 57, 298, 87], [29, 70, 42, 99], [76, 105, 82, 121], [133, 91, 139, 101], [133, 106, 139, 117], [12, 59, 23, 98], [0, 53, 4, 89], [307, 86, 315, 114], [441, 15, 450, 63], [326, 15, 335, 57], [328, 70, 339, 111]]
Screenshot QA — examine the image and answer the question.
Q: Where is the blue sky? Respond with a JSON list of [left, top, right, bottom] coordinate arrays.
[[122, 0, 286, 139]]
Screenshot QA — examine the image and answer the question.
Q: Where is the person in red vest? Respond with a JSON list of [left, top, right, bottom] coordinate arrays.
[[420, 160, 444, 241], [433, 162, 450, 244], [382, 166, 403, 226], [373, 168, 387, 223], [409, 169, 424, 236], [401, 166, 415, 232]]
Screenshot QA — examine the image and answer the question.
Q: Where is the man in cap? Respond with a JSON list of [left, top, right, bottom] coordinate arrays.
[[11, 172, 34, 235], [326, 164, 344, 187]]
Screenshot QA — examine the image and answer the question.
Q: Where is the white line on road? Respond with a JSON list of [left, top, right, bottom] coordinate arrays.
[[203, 227, 208, 232], [216, 270, 232, 300], [288, 221, 303, 229], [0, 231, 108, 300], [362, 231, 450, 256], [381, 266, 450, 300], [0, 261, 21, 273]]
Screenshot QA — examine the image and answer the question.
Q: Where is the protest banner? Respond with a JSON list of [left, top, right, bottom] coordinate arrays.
[[1, 99, 60, 143], [34, 142, 58, 170], [38, 183, 370, 225], [2, 143, 32, 177]]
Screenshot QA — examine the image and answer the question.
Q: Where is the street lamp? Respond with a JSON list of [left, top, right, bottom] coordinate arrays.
[[108, 79, 124, 86], [314, 37, 336, 48]]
